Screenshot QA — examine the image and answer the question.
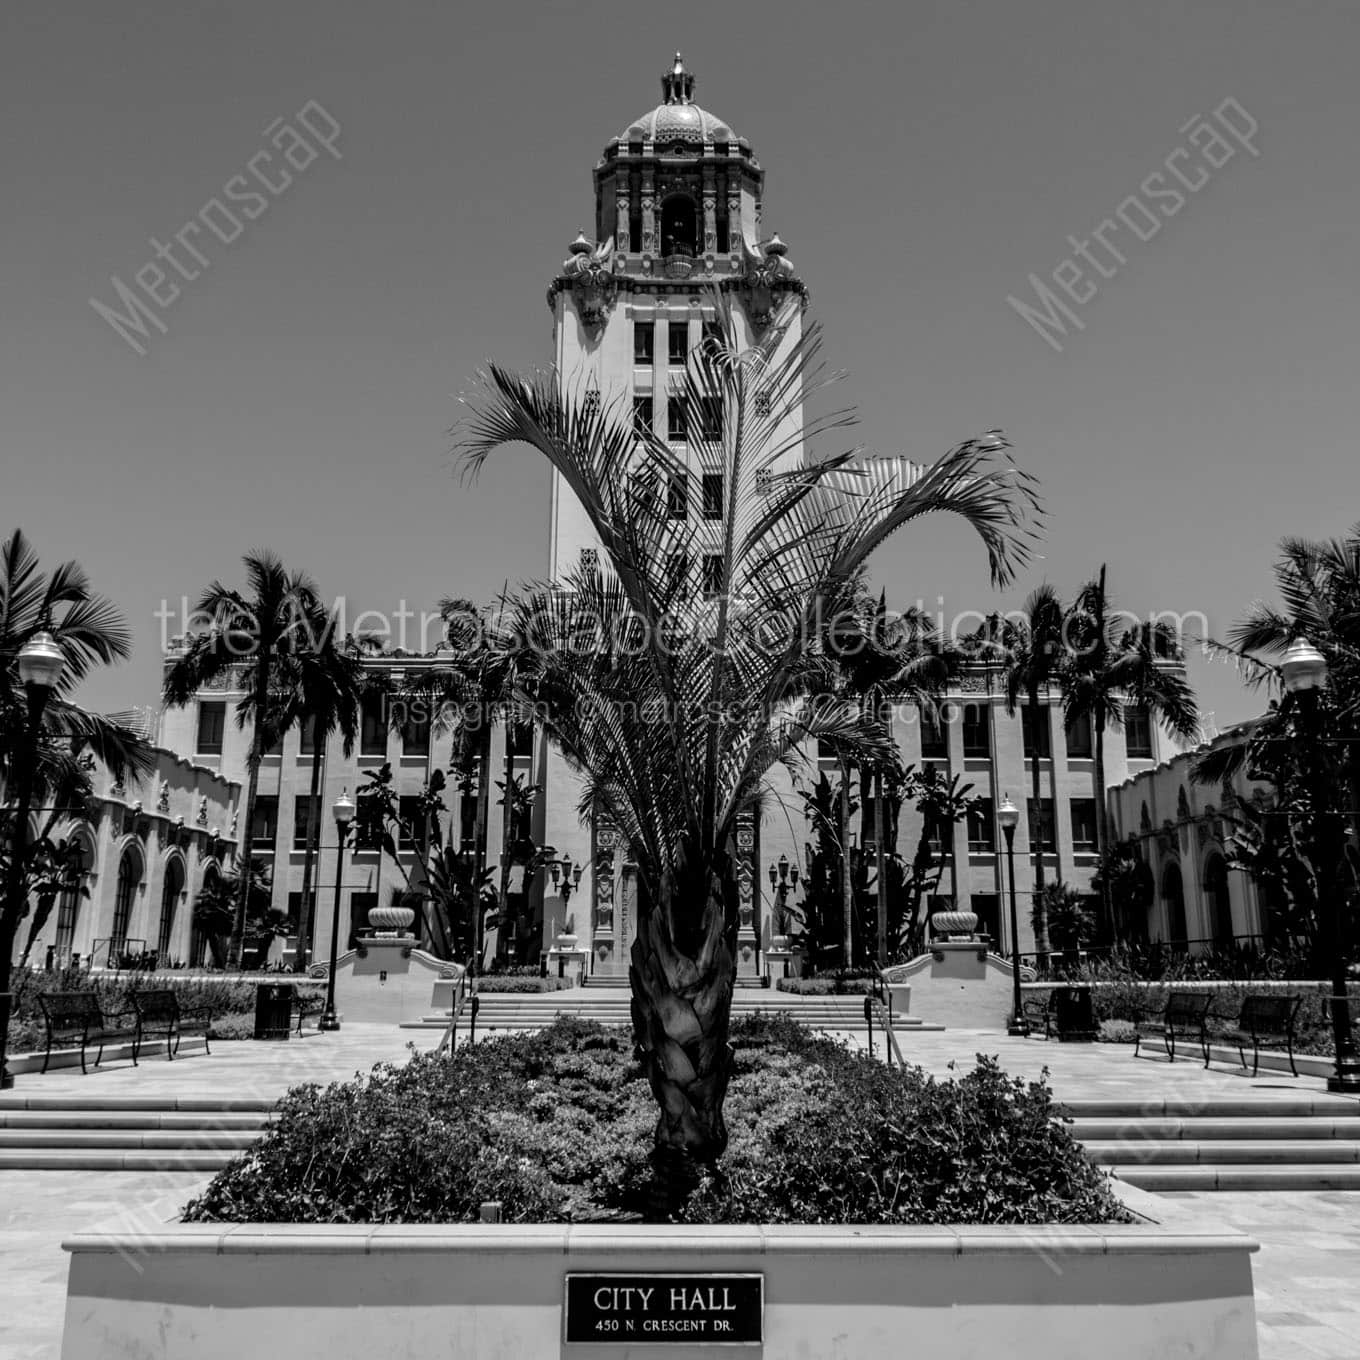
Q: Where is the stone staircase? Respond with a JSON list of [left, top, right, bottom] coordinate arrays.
[[403, 979, 943, 1034], [0, 1094, 275, 1172], [1065, 1093, 1360, 1191]]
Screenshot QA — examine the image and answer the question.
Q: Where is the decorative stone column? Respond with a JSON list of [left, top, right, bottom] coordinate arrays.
[[641, 170, 656, 256], [592, 821, 620, 975], [735, 813, 758, 976], [616, 186, 631, 252], [702, 166, 716, 255]]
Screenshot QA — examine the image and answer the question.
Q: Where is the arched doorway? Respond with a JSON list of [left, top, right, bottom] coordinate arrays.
[[157, 856, 185, 960], [1162, 861, 1187, 945], [1203, 853, 1232, 948], [659, 194, 698, 257], [111, 846, 141, 962]]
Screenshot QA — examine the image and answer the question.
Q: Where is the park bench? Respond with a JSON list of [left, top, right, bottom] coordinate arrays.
[[129, 989, 214, 1063], [1133, 991, 1212, 1066], [1021, 992, 1057, 1039], [36, 991, 138, 1075], [1220, 993, 1303, 1077]]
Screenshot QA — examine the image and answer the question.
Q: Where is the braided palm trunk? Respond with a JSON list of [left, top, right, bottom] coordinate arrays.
[[630, 875, 736, 1186]]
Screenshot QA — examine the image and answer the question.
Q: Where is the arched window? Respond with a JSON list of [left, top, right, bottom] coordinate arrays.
[[1203, 853, 1232, 947], [158, 857, 184, 959], [1162, 862, 1187, 945], [54, 836, 94, 964], [111, 848, 140, 958], [659, 194, 698, 257], [190, 864, 218, 967]]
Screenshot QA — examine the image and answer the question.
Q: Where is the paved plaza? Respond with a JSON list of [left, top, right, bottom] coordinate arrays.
[[2, 1023, 1358, 1359]]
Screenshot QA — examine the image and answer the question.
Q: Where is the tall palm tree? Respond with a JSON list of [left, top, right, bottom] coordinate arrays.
[[273, 627, 365, 972], [1063, 565, 1200, 938], [163, 552, 323, 968], [458, 295, 1041, 1188], [993, 584, 1065, 956], [1, 529, 153, 990]]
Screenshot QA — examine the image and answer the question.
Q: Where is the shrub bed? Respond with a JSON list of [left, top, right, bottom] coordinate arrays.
[[473, 976, 574, 993], [776, 976, 873, 995], [183, 1015, 1129, 1227]]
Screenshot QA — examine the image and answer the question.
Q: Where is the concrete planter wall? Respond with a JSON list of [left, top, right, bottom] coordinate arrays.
[[62, 1200, 1259, 1358]]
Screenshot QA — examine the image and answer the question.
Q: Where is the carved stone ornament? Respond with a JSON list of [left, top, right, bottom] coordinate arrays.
[[549, 233, 618, 334], [157, 779, 171, 814], [1196, 822, 1210, 848], [196, 795, 209, 827], [597, 825, 618, 851]]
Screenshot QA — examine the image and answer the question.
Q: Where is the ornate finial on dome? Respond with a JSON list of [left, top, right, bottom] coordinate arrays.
[[569, 230, 592, 255], [764, 233, 788, 257], [661, 51, 695, 105]]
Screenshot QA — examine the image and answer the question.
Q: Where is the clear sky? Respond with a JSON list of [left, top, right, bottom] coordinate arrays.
[[3, 0, 1357, 732]]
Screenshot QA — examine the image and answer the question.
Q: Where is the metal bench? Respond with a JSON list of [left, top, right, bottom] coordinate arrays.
[[129, 989, 213, 1063], [36, 991, 138, 1074], [1221, 994, 1303, 1077], [1133, 991, 1212, 1066], [1021, 992, 1056, 1039]]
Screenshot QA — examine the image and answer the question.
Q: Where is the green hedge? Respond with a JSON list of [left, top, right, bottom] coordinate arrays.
[[183, 1015, 1128, 1227], [775, 977, 874, 995]]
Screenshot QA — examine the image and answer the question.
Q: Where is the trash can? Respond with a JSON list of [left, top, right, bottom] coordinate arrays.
[[253, 983, 293, 1041], [1053, 985, 1096, 1042]]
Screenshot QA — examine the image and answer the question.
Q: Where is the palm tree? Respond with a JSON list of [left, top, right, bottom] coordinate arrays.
[[1193, 527, 1360, 948], [992, 584, 1065, 956], [1063, 565, 1200, 938], [1, 529, 153, 990], [458, 294, 1041, 1190], [163, 552, 324, 968], [273, 628, 365, 972]]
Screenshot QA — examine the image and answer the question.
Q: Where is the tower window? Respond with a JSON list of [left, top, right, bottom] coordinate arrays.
[[196, 702, 225, 756], [698, 397, 723, 441], [667, 472, 688, 519], [659, 194, 699, 257], [701, 473, 724, 519], [667, 395, 688, 442], [633, 395, 653, 435], [634, 322, 654, 364], [668, 322, 689, 365], [701, 554, 724, 598]]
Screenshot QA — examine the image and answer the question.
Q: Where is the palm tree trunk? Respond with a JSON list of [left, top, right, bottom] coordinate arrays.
[[630, 873, 735, 1203], [839, 760, 853, 966], [471, 722, 493, 975], [1028, 683, 1049, 958], [874, 769, 888, 966], [293, 739, 324, 972], [497, 724, 516, 962], [1094, 719, 1113, 940]]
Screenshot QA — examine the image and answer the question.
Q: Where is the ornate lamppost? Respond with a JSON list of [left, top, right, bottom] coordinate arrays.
[[998, 794, 1028, 1037], [318, 789, 355, 1033], [1, 631, 67, 1089], [1280, 638, 1360, 1093], [767, 853, 798, 945]]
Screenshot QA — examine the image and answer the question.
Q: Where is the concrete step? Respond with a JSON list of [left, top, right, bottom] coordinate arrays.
[[0, 1094, 276, 1113], [1114, 1163, 1360, 1192], [1085, 1139, 1360, 1166], [0, 1129, 262, 1151], [1069, 1116, 1360, 1142], [1059, 1095, 1360, 1119], [0, 1111, 272, 1131], [0, 1148, 239, 1172]]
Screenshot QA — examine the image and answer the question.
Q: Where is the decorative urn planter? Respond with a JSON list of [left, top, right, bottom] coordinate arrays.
[[366, 904, 415, 937], [930, 909, 978, 939], [770, 934, 790, 951], [555, 933, 579, 950]]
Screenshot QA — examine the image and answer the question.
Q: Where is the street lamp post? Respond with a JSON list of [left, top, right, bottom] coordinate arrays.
[[1, 631, 67, 1090], [1280, 639, 1360, 1094], [998, 795, 1027, 1037], [318, 789, 355, 1033]]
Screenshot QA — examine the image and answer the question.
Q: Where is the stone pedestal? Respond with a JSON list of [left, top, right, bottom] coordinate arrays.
[[764, 948, 793, 983], [546, 945, 589, 984], [889, 940, 1028, 1029], [330, 936, 452, 1026]]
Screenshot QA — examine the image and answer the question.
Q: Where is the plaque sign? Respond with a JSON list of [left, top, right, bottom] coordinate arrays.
[[564, 1273, 763, 1345]]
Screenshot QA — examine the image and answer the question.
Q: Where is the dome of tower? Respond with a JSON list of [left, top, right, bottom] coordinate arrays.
[[616, 53, 737, 146]]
